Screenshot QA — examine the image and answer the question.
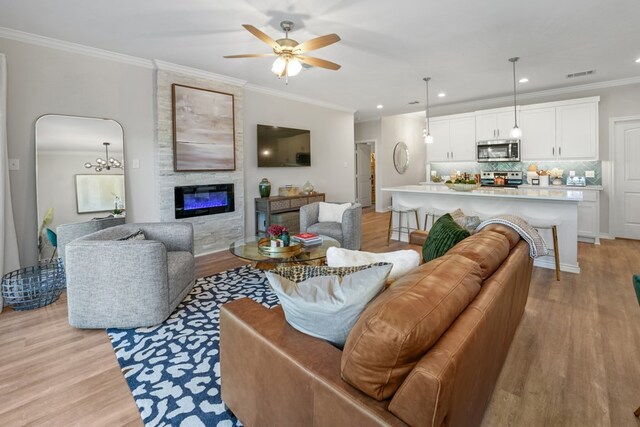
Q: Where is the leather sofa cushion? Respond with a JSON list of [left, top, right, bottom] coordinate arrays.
[[447, 230, 510, 280], [481, 223, 521, 248], [341, 254, 483, 401]]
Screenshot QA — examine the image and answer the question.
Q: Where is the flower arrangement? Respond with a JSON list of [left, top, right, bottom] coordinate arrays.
[[266, 224, 287, 239], [547, 168, 564, 179]]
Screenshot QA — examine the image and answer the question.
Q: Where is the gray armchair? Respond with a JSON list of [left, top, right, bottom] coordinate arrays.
[[57, 217, 126, 267], [65, 222, 195, 329], [299, 202, 362, 250]]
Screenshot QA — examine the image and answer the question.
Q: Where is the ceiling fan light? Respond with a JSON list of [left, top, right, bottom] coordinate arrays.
[[271, 57, 287, 76], [287, 58, 302, 76]]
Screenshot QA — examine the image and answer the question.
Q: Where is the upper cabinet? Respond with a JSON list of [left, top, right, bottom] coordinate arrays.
[[427, 96, 599, 163], [555, 102, 598, 159], [520, 98, 599, 161], [426, 114, 476, 162], [475, 109, 518, 140], [520, 107, 556, 160]]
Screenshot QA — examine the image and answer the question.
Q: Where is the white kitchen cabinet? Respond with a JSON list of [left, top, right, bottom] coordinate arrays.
[[475, 110, 518, 140], [556, 102, 598, 159], [520, 107, 556, 160], [427, 115, 475, 162], [449, 116, 476, 161], [576, 190, 600, 244], [426, 119, 451, 162]]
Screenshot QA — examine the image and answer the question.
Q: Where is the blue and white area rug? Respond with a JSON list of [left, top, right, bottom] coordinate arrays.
[[108, 265, 279, 427]]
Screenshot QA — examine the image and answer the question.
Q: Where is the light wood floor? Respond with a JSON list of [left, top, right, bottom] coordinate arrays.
[[1, 209, 639, 426]]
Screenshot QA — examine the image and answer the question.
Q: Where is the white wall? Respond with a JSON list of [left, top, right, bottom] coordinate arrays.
[[377, 114, 425, 211], [354, 119, 381, 143], [1, 36, 157, 266], [244, 89, 355, 235]]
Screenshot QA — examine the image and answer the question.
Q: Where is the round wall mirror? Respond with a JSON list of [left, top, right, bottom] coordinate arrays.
[[393, 142, 409, 174]]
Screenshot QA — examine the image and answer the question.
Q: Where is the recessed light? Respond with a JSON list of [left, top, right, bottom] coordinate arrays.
[[437, 92, 446, 98], [376, 104, 383, 109], [635, 58, 640, 63], [519, 78, 529, 83]]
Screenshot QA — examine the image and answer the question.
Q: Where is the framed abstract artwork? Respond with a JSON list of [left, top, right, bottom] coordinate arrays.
[[172, 83, 236, 171]]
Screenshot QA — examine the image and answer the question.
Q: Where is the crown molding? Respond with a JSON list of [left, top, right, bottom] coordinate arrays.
[[245, 83, 356, 114], [424, 75, 640, 117], [153, 60, 247, 87], [0, 26, 154, 68]]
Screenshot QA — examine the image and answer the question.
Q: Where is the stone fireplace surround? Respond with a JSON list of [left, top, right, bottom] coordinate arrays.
[[155, 67, 245, 255]]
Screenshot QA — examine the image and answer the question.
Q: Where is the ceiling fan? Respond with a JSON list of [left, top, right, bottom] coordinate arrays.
[[224, 21, 341, 83]]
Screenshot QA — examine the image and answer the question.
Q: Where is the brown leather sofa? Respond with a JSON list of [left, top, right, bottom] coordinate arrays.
[[220, 224, 533, 427]]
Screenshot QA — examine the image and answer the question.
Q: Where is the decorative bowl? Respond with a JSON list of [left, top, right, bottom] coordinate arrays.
[[258, 238, 302, 258], [445, 183, 481, 192]]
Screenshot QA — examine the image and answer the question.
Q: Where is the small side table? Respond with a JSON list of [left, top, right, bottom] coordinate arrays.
[[1, 260, 66, 311]]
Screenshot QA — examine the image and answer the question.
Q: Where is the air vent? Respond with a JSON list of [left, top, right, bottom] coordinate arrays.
[[566, 69, 595, 79], [408, 100, 420, 105]]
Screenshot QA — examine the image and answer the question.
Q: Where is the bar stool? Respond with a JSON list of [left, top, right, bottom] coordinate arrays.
[[423, 208, 450, 231], [387, 206, 420, 245], [525, 217, 561, 281]]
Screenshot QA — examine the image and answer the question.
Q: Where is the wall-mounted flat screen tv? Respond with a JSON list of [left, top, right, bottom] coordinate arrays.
[[257, 124, 311, 167]]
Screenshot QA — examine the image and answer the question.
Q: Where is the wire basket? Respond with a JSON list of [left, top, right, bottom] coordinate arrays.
[[1, 259, 66, 311]]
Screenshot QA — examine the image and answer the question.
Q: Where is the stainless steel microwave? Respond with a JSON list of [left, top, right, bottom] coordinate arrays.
[[476, 139, 520, 162]]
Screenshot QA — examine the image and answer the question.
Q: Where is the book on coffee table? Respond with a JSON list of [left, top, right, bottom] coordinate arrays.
[[292, 232, 323, 246]]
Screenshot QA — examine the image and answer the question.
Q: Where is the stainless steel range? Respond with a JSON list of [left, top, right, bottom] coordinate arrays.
[[480, 171, 523, 188]]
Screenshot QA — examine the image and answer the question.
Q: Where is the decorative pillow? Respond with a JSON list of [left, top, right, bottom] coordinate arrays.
[[318, 202, 352, 224], [422, 213, 470, 262], [264, 263, 392, 347], [449, 208, 481, 233], [118, 229, 146, 241], [325, 247, 420, 284]]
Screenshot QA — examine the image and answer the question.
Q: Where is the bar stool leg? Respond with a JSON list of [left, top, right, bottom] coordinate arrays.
[[552, 225, 560, 281], [387, 210, 393, 246], [423, 212, 429, 231], [414, 210, 420, 235], [398, 211, 405, 242]]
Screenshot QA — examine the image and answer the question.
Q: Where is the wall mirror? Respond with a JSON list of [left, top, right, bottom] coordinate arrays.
[[35, 114, 125, 260], [393, 141, 409, 174]]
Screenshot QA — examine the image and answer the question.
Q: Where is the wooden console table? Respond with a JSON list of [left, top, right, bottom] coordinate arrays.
[[255, 193, 325, 235]]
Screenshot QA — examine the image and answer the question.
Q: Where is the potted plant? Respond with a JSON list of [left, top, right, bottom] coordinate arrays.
[[266, 224, 289, 247]]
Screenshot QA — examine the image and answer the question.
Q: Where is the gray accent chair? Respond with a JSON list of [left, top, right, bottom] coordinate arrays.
[[299, 202, 362, 250], [65, 222, 195, 329], [57, 217, 126, 267]]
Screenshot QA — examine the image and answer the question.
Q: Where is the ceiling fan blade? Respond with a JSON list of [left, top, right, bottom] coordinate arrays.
[[223, 53, 276, 58], [242, 24, 279, 49], [297, 56, 341, 70], [295, 34, 341, 53]]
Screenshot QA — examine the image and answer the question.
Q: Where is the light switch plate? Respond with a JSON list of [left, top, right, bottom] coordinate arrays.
[[585, 170, 595, 178], [569, 170, 576, 177], [8, 159, 19, 170]]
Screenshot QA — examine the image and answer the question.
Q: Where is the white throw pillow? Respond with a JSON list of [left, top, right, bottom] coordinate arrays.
[[318, 202, 352, 223], [326, 247, 421, 284], [265, 263, 392, 347]]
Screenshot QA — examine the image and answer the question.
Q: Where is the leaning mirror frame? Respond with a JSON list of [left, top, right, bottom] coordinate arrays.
[[34, 114, 126, 261], [393, 141, 409, 174]]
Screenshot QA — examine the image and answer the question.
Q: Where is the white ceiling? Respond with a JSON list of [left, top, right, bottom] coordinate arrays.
[[1, 0, 639, 120], [36, 115, 123, 153]]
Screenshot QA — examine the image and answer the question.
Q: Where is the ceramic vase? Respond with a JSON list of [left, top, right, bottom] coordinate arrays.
[[302, 181, 314, 194], [280, 231, 290, 247], [259, 178, 271, 198]]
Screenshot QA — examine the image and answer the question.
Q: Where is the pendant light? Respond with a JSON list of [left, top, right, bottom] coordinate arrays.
[[508, 57, 522, 138], [423, 77, 434, 144]]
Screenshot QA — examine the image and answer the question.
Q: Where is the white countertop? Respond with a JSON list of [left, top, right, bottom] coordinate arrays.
[[418, 182, 603, 191], [383, 184, 584, 202]]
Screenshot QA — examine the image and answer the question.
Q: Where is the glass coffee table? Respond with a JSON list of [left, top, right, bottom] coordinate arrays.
[[229, 235, 340, 269]]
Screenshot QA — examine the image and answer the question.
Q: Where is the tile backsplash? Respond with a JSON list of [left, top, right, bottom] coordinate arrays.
[[429, 160, 602, 185]]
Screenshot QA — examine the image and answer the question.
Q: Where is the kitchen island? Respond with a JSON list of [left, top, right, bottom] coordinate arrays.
[[382, 184, 583, 273]]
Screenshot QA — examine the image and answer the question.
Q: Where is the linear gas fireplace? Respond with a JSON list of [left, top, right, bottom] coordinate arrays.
[[174, 184, 235, 219]]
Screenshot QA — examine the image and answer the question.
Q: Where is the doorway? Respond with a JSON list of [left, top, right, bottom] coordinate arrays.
[[355, 141, 376, 208], [611, 116, 640, 240]]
